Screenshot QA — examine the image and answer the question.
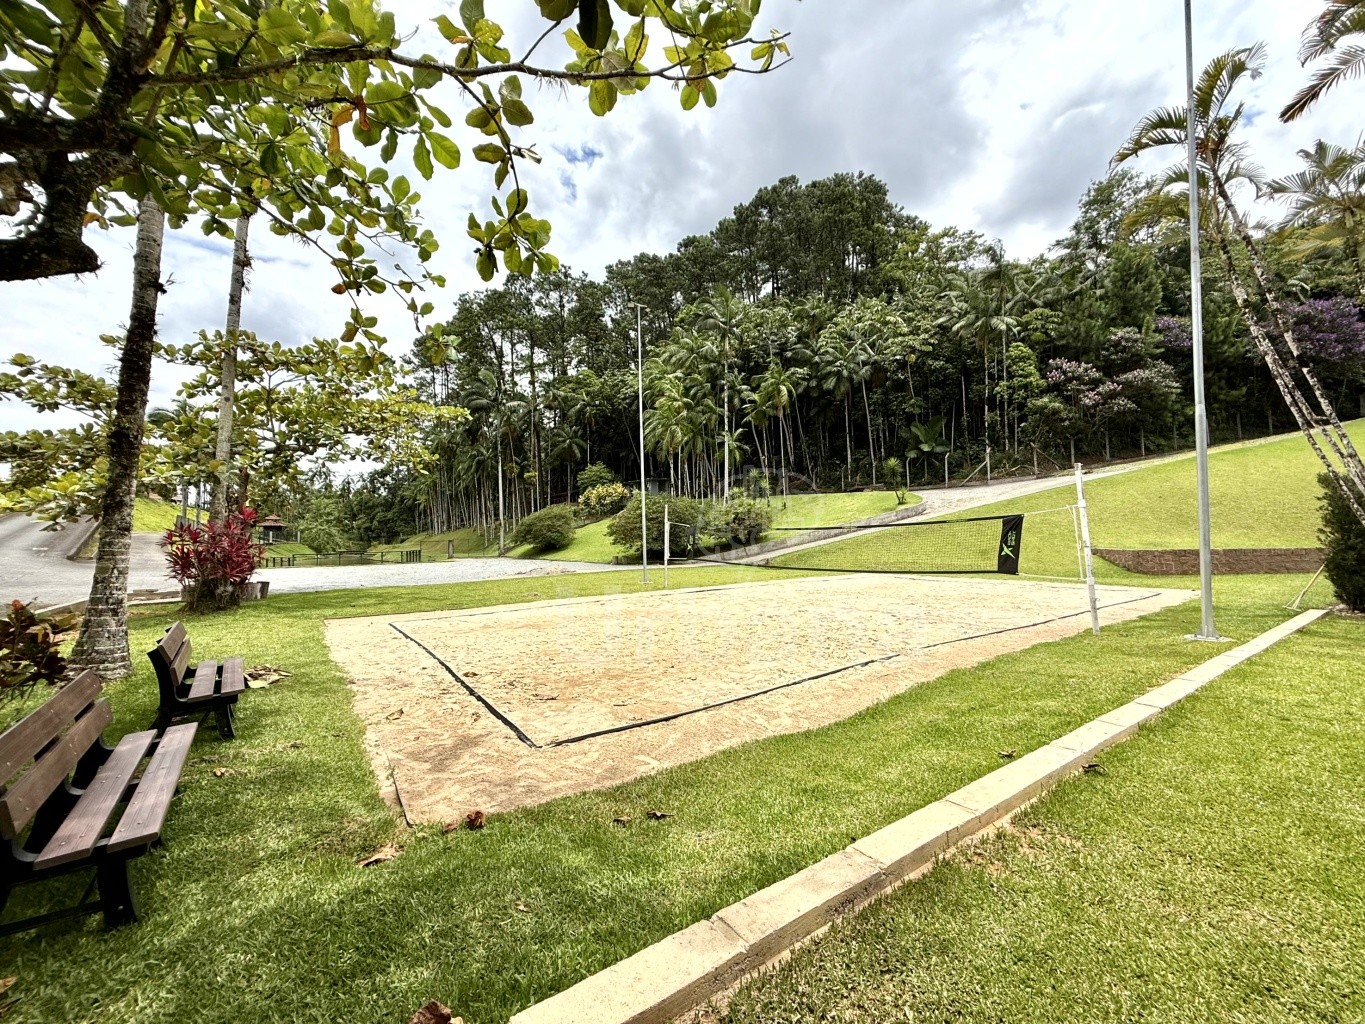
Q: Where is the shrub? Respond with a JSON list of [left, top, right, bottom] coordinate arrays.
[[165, 508, 264, 612], [1, 600, 76, 711], [1319, 473, 1365, 612], [577, 462, 616, 492], [511, 505, 576, 552], [883, 456, 907, 503], [579, 481, 630, 519], [608, 493, 706, 555], [297, 494, 349, 553], [705, 497, 773, 547]]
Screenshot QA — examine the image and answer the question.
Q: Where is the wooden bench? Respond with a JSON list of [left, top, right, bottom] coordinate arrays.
[[148, 622, 246, 739], [0, 671, 197, 935]]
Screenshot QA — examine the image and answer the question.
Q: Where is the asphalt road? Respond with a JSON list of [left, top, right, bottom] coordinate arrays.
[[0, 513, 623, 607]]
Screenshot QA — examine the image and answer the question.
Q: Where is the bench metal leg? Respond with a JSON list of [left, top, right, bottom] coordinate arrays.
[[214, 702, 235, 740], [96, 858, 139, 929]]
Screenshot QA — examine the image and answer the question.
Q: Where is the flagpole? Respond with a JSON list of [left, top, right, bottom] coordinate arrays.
[[1185, 0, 1221, 640]]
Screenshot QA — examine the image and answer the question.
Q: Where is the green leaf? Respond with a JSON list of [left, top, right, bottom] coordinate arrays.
[[589, 79, 618, 116], [473, 143, 505, 164], [681, 83, 700, 110], [476, 248, 497, 281], [460, 0, 486, 27], [506, 188, 529, 216], [578, 0, 612, 50], [412, 63, 442, 90], [393, 176, 411, 203], [428, 132, 461, 169], [502, 99, 534, 127], [413, 137, 434, 179], [258, 9, 308, 45], [313, 29, 355, 48], [537, 0, 578, 19], [434, 14, 468, 43]]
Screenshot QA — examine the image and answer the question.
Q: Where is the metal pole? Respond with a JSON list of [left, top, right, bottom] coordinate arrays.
[[637, 303, 648, 585], [1186, 0, 1219, 640], [497, 444, 505, 556], [663, 502, 670, 590], [1074, 464, 1101, 637]]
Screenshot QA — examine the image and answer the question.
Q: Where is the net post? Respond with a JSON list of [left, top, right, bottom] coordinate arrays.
[[1074, 463, 1101, 636], [663, 502, 670, 590]]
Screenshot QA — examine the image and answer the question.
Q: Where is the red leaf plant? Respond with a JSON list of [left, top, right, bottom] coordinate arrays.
[[164, 508, 264, 612]]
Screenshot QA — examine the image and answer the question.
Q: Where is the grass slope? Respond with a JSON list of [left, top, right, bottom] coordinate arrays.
[[781, 422, 1365, 580], [719, 612, 1365, 1024], [371, 492, 913, 566], [131, 497, 182, 535], [0, 568, 1344, 1023]]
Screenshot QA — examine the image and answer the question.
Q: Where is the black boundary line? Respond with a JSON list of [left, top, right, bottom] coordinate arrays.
[[388, 623, 541, 749], [389, 588, 1170, 751], [919, 591, 1165, 650], [543, 653, 905, 748]]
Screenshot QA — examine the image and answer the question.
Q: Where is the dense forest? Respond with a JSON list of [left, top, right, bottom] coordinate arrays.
[[329, 163, 1364, 542]]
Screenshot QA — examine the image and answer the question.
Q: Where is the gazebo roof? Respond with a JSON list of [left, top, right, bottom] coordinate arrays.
[[258, 515, 287, 528]]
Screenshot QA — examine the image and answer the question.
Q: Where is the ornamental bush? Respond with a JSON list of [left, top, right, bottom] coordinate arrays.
[[0, 600, 77, 712], [577, 462, 616, 493], [165, 508, 264, 612], [579, 481, 631, 519], [511, 505, 576, 552], [608, 493, 706, 556], [1319, 474, 1365, 612], [705, 497, 773, 547]]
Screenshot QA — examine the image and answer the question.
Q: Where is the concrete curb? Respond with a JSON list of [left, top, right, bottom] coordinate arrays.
[[508, 607, 1331, 1024]]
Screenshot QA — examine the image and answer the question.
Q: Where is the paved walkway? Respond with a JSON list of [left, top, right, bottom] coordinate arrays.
[[0, 513, 625, 607]]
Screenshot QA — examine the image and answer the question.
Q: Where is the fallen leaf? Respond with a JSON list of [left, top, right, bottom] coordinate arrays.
[[358, 844, 400, 868], [0, 979, 13, 996], [287, 740, 305, 750], [246, 665, 292, 688], [1082, 762, 1107, 775], [532, 692, 559, 701], [407, 1000, 459, 1024], [612, 816, 631, 827], [465, 809, 486, 830], [465, 671, 479, 677], [386, 707, 405, 721], [441, 821, 460, 835], [515, 901, 529, 913], [212, 767, 229, 779], [998, 749, 1018, 760], [646, 810, 674, 821]]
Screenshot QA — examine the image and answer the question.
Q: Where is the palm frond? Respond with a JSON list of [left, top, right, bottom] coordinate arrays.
[[1111, 106, 1188, 166], [1281, 43, 1365, 121]]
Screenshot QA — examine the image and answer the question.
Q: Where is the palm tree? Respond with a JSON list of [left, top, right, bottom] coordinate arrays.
[[1268, 139, 1365, 293], [686, 286, 748, 500], [1282, 1, 1365, 122], [1115, 44, 1365, 523]]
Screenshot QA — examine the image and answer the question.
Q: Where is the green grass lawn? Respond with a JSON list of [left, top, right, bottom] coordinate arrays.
[[131, 497, 183, 535], [718, 610, 1365, 1024], [0, 564, 1349, 1023], [780, 422, 1365, 579], [259, 541, 315, 559]]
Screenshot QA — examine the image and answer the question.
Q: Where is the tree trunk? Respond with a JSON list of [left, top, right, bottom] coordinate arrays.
[[211, 211, 252, 522], [69, 197, 166, 679]]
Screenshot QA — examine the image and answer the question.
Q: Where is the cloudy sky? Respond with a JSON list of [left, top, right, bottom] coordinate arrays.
[[3, 0, 1358, 436]]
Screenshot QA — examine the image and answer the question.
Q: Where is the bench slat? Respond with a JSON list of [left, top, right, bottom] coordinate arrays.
[[107, 724, 197, 855], [33, 730, 156, 869], [219, 658, 246, 696], [0, 700, 112, 839], [0, 671, 102, 786], [187, 659, 218, 701]]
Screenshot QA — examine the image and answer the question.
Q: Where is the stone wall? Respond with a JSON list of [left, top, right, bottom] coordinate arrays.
[[1094, 547, 1325, 575]]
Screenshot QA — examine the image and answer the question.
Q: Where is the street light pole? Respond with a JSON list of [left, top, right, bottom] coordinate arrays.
[[1185, 0, 1220, 640], [635, 303, 648, 585]]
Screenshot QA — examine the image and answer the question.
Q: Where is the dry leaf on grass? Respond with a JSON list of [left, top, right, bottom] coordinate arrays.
[[515, 901, 529, 913], [611, 816, 631, 827], [998, 749, 1018, 760], [211, 767, 233, 779], [0, 979, 13, 996], [1082, 762, 1107, 775], [407, 1000, 460, 1024], [357, 844, 400, 868], [246, 665, 292, 689], [464, 810, 486, 830], [441, 821, 460, 835], [646, 810, 674, 821]]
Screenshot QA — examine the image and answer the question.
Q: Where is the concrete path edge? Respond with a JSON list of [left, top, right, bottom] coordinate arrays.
[[507, 607, 1331, 1024]]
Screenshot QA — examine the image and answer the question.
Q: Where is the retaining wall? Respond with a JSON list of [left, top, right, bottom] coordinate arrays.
[[1094, 547, 1325, 575]]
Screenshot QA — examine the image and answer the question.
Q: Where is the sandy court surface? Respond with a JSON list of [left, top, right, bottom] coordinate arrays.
[[325, 575, 1191, 821]]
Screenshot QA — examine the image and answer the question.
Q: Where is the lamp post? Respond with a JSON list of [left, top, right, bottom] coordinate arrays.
[[1185, 0, 1220, 640], [634, 302, 649, 585]]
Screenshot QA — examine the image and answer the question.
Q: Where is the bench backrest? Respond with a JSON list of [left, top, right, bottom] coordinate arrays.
[[147, 622, 192, 702], [0, 671, 109, 839]]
